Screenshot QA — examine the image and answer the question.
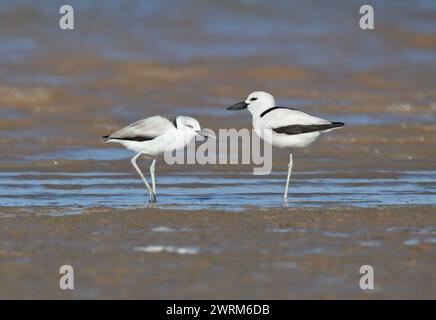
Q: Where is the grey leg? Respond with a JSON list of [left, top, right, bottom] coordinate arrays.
[[130, 153, 156, 203], [150, 159, 157, 195], [284, 153, 293, 200]]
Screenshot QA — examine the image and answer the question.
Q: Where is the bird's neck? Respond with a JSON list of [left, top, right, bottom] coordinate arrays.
[[249, 104, 273, 119], [180, 126, 197, 139]]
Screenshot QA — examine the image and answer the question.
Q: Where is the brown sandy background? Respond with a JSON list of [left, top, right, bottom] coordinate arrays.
[[0, 0, 435, 299]]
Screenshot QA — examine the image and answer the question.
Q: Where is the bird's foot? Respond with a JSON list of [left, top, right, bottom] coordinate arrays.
[[149, 192, 157, 203]]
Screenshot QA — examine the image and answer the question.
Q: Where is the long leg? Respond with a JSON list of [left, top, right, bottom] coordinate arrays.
[[130, 153, 155, 203], [284, 152, 293, 200], [150, 159, 157, 195]]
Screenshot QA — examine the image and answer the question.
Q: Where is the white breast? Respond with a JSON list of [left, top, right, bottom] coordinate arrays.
[[253, 108, 329, 149], [112, 128, 195, 156]]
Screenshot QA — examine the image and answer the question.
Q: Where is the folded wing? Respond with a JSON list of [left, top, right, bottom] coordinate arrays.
[[273, 122, 344, 135], [103, 115, 177, 142], [261, 108, 344, 135]]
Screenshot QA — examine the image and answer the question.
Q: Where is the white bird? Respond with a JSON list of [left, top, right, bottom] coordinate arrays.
[[103, 115, 214, 203], [227, 91, 344, 200]]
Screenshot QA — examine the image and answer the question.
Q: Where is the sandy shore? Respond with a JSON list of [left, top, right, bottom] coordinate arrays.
[[0, 1, 435, 299], [1, 206, 435, 299]]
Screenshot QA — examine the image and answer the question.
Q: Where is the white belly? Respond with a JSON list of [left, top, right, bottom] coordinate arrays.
[[107, 130, 195, 156], [254, 126, 321, 149]]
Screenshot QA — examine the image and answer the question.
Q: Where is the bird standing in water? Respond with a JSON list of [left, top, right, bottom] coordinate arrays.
[[103, 115, 214, 203], [227, 91, 344, 200]]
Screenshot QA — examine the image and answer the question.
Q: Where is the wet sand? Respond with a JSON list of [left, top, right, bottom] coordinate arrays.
[[1, 206, 435, 299], [0, 1, 435, 299]]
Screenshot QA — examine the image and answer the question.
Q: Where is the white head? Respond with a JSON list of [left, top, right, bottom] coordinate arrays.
[[176, 116, 216, 139], [177, 116, 201, 132], [227, 91, 275, 116]]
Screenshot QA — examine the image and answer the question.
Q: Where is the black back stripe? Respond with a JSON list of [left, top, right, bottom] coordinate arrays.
[[162, 115, 178, 128], [102, 136, 155, 142], [260, 106, 295, 118], [273, 122, 344, 135]]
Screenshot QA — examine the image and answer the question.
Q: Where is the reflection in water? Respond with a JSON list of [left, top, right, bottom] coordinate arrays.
[[0, 1, 434, 214], [0, 1, 435, 301], [0, 170, 435, 213]]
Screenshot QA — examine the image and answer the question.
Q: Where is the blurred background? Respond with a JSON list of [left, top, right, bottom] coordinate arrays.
[[0, 0, 435, 165], [0, 0, 435, 299]]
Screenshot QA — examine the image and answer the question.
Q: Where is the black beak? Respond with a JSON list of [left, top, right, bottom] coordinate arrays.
[[227, 101, 248, 110]]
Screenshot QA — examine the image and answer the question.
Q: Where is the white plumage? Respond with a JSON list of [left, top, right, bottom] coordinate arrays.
[[103, 115, 213, 203], [227, 91, 344, 200]]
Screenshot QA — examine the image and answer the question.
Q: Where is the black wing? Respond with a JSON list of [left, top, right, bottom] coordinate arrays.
[[273, 122, 344, 135]]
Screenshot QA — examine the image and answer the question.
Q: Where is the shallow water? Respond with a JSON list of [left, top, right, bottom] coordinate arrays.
[[1, 169, 435, 213], [0, 0, 435, 299]]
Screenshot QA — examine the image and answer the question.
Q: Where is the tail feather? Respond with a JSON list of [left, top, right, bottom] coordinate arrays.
[[320, 121, 345, 134], [331, 122, 345, 128]]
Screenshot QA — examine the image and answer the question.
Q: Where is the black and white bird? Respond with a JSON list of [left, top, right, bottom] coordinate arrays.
[[227, 91, 344, 200], [103, 115, 214, 203]]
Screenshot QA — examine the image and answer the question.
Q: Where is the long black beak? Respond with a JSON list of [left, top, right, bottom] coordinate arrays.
[[227, 101, 248, 110]]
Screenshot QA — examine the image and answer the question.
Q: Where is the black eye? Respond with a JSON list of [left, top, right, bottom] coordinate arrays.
[[186, 124, 193, 128], [250, 97, 257, 101]]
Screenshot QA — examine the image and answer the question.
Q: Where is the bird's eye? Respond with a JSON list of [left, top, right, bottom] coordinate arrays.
[[250, 97, 257, 101], [186, 124, 194, 128]]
